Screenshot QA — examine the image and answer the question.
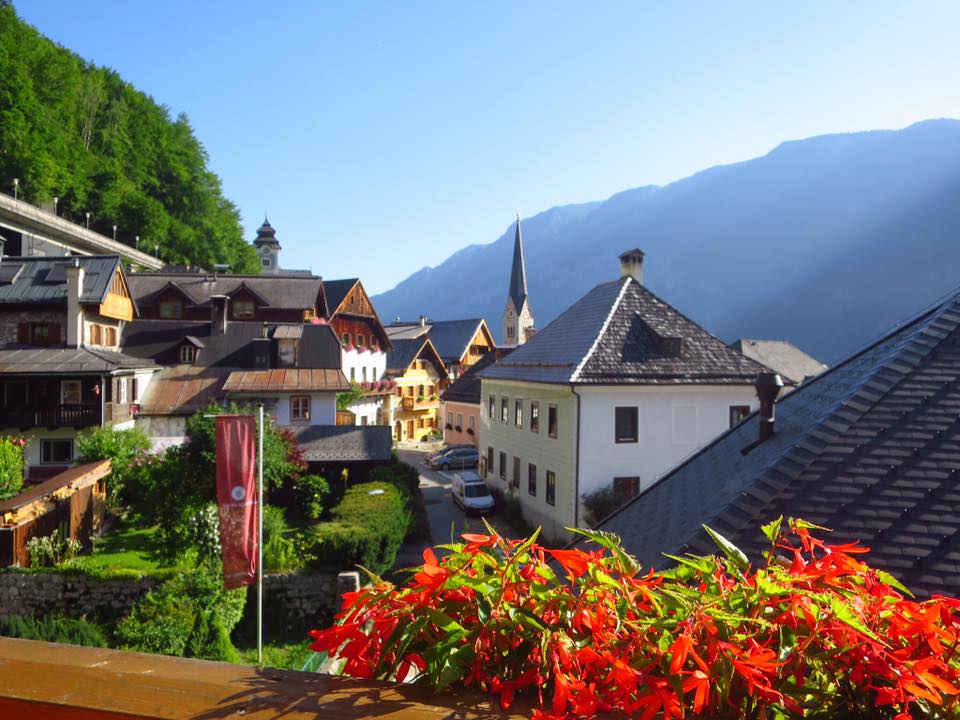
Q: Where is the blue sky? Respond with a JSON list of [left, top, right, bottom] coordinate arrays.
[[15, 1, 960, 292]]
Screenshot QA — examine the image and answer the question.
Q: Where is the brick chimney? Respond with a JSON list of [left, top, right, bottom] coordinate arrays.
[[65, 259, 84, 348], [619, 249, 645, 284]]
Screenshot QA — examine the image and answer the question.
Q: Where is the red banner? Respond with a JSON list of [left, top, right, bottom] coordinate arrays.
[[215, 415, 258, 589]]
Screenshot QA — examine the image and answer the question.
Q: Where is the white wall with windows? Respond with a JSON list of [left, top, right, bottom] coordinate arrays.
[[225, 392, 337, 427], [341, 346, 387, 426], [576, 384, 757, 510]]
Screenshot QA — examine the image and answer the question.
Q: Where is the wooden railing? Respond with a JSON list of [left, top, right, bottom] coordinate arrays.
[[0, 403, 100, 429], [0, 638, 527, 719], [401, 397, 438, 411]]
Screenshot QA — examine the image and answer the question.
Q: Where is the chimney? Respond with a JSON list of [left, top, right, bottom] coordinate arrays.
[[419, 314, 427, 328], [210, 295, 229, 335], [756, 372, 784, 443], [66, 258, 84, 348], [619, 249, 645, 284]]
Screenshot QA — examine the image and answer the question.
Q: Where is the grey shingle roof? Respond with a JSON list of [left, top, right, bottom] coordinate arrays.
[[322, 279, 358, 315], [482, 276, 765, 385], [0, 256, 121, 305], [0, 346, 155, 374], [426, 319, 487, 365], [385, 337, 446, 376], [731, 339, 827, 385], [588, 288, 960, 598], [126, 271, 325, 314], [440, 350, 507, 404], [292, 426, 393, 463]]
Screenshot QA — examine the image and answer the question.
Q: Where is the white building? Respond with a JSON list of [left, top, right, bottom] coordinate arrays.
[[479, 250, 767, 543]]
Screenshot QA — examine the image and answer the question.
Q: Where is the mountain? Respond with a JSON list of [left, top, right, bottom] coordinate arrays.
[[371, 119, 960, 363], [0, 3, 258, 272]]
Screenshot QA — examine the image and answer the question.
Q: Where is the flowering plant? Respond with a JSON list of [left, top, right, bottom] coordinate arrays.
[[309, 518, 960, 719]]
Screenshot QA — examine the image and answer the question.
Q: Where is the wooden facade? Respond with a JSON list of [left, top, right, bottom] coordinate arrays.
[[98, 269, 135, 321], [0, 376, 136, 430], [328, 280, 391, 350], [0, 460, 111, 567]]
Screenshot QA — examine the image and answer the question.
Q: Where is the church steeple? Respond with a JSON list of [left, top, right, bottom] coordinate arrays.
[[253, 217, 281, 273], [503, 214, 535, 345]]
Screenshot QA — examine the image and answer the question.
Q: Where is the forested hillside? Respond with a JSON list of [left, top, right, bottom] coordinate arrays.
[[0, 3, 257, 272]]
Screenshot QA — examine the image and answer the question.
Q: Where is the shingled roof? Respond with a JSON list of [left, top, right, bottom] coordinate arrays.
[[0, 256, 122, 306], [731, 338, 827, 385], [507, 217, 529, 313], [292, 425, 393, 463], [0, 346, 155, 374], [441, 349, 510, 404], [589, 286, 960, 598], [385, 338, 446, 376], [481, 276, 767, 385], [322, 279, 358, 315]]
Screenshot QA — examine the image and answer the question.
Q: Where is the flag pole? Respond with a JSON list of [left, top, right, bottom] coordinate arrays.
[[257, 403, 264, 665]]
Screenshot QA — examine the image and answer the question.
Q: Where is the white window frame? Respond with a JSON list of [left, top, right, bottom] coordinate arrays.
[[180, 344, 195, 363], [41, 439, 74, 464], [118, 377, 128, 404], [61, 380, 81, 405], [290, 395, 311, 422]]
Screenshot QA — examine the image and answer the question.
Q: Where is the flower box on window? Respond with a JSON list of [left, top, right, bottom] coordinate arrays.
[[466, 427, 475, 436], [444, 423, 453, 430], [454, 425, 462, 432]]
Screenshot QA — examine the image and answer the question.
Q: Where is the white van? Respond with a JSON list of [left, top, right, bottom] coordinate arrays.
[[451, 471, 495, 514]]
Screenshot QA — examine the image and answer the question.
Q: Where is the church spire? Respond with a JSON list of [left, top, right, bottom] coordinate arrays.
[[508, 214, 528, 313], [503, 214, 535, 345]]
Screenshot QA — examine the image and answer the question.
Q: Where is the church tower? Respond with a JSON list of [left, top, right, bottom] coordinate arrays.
[[253, 217, 281, 273], [502, 215, 535, 345]]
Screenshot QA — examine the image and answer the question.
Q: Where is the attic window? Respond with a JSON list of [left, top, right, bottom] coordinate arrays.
[[159, 300, 182, 319], [233, 301, 255, 320], [180, 345, 196, 363]]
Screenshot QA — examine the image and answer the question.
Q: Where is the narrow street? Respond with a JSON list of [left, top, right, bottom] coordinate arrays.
[[391, 448, 522, 577]]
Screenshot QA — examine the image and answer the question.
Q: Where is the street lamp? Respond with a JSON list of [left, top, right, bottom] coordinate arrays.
[[154, 243, 159, 259], [12, 178, 18, 201], [85, 212, 90, 228], [53, 196, 58, 215], [112, 225, 117, 241], [135, 235, 139, 250]]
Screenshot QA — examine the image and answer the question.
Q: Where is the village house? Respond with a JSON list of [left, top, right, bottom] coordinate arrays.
[[385, 338, 447, 443], [0, 253, 157, 478], [589, 284, 960, 599], [479, 249, 767, 543], [439, 349, 510, 448], [386, 317, 495, 381], [322, 277, 393, 426]]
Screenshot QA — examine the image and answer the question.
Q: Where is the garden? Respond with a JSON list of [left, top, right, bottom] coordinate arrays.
[[0, 404, 427, 670]]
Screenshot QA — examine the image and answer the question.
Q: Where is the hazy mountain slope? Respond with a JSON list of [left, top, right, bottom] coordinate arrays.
[[372, 120, 960, 362]]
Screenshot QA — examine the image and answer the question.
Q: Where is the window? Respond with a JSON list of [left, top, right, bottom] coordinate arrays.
[[370, 367, 376, 381], [357, 335, 366, 348], [31, 323, 50, 344], [342, 332, 351, 346], [615, 406, 639, 443], [530, 401, 540, 433], [4, 381, 27, 405], [350, 367, 356, 381], [41, 439, 73, 464], [427, 384, 435, 397], [159, 301, 182, 319], [528, 463, 537, 496], [371, 338, 379, 352], [512, 456, 520, 488], [456, 413, 462, 429], [291, 396, 311, 421], [507, 325, 515, 339], [362, 367, 367, 382], [548, 403, 558, 438], [546, 471, 556, 506], [406, 385, 414, 397], [501, 396, 509, 424], [729, 405, 751, 428], [613, 476, 641, 499], [118, 377, 127, 404], [418, 418, 425, 429], [469, 415, 475, 432], [447, 411, 453, 426], [89, 324, 102, 345], [515, 399, 523, 427], [487, 447, 494, 476], [61, 380, 81, 405], [261, 257, 272, 268], [499, 451, 506, 481], [488, 395, 495, 419], [180, 344, 195, 363], [104, 326, 116, 346], [130, 377, 139, 403], [233, 300, 255, 319]]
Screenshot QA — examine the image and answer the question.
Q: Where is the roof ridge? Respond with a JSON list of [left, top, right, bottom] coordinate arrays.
[[571, 277, 632, 382]]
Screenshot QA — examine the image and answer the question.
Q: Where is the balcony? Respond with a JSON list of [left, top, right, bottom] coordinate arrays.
[[0, 638, 524, 719], [0, 403, 100, 429], [401, 397, 438, 412]]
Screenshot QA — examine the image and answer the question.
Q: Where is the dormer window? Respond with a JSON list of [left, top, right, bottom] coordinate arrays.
[[159, 300, 182, 319], [180, 345, 196, 363], [232, 300, 255, 320]]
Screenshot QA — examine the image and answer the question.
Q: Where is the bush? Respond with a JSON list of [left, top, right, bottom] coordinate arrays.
[[581, 483, 638, 526], [368, 461, 428, 542], [289, 474, 330, 520], [311, 519, 960, 719], [75, 426, 151, 506], [115, 563, 245, 661], [488, 486, 533, 536], [305, 482, 410, 575], [263, 505, 303, 573], [0, 436, 26, 501], [0, 614, 107, 647], [27, 529, 81, 568]]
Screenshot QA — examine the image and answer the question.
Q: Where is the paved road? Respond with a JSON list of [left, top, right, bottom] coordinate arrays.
[[391, 448, 520, 577]]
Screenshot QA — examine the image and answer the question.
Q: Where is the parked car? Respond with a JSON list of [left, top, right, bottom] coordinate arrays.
[[425, 444, 472, 464], [451, 471, 495, 514], [427, 446, 479, 470]]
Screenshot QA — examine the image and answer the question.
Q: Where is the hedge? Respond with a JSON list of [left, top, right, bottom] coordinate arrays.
[[0, 436, 25, 501], [0, 614, 107, 647], [305, 482, 411, 575]]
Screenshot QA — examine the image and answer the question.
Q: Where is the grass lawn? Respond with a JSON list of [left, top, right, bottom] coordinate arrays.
[[236, 639, 316, 671], [82, 518, 186, 572]]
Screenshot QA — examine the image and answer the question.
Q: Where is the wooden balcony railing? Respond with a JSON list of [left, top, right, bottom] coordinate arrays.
[[401, 397, 438, 412], [0, 637, 527, 719], [0, 403, 100, 429]]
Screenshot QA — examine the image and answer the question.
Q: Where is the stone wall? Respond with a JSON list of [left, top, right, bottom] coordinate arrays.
[[0, 569, 359, 629]]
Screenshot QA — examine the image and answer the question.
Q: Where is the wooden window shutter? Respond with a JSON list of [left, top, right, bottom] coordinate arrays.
[[49, 323, 61, 343], [16, 323, 29, 344]]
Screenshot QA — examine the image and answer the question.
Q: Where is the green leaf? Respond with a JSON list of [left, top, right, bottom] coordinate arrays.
[[790, 518, 830, 532], [702, 524, 750, 570], [875, 569, 914, 597], [828, 595, 882, 643], [437, 644, 475, 688], [427, 609, 466, 637], [760, 515, 783, 544], [662, 553, 715, 574], [567, 527, 640, 575]]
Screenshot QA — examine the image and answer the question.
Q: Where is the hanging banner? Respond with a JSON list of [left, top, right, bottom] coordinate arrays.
[[215, 414, 258, 589]]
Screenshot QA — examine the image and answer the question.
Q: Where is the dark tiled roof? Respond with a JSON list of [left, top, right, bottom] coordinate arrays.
[[120, 321, 341, 370], [441, 350, 510, 404], [322, 279, 358, 315], [427, 319, 487, 365], [589, 288, 960, 598], [731, 339, 827, 385], [0, 256, 121, 305], [482, 276, 765, 385], [0, 346, 155, 374], [126, 272, 324, 314], [292, 425, 393, 463], [508, 218, 529, 313]]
